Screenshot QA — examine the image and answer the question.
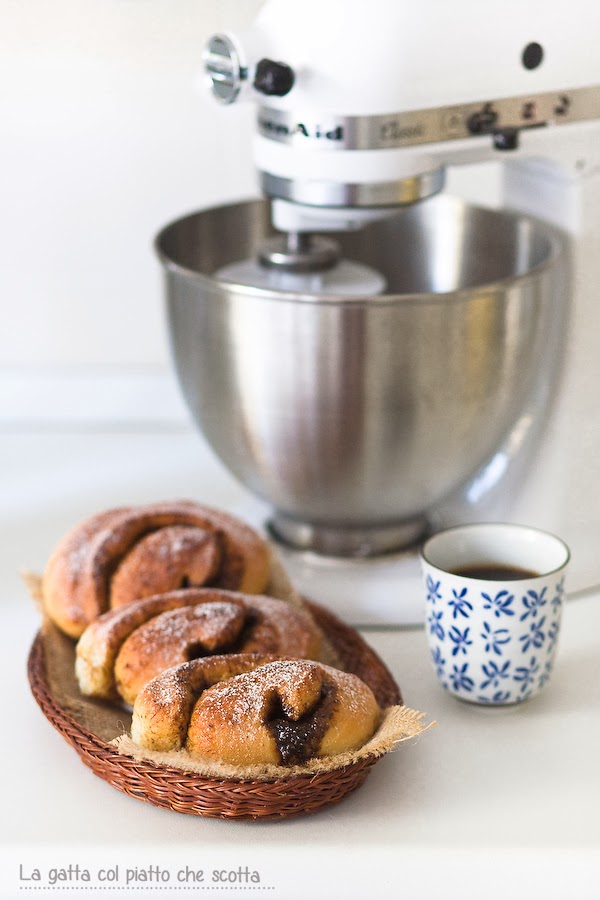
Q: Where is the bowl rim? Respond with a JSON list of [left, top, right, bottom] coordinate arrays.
[[154, 196, 569, 306]]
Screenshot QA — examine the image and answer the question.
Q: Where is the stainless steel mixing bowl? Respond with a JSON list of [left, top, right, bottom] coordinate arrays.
[[156, 196, 569, 556]]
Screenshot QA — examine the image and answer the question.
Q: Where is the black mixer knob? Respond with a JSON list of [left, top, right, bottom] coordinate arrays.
[[493, 127, 520, 151], [254, 58, 295, 97]]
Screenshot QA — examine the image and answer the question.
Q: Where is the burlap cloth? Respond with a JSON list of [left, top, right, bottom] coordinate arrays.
[[26, 550, 432, 781], [113, 706, 429, 780]]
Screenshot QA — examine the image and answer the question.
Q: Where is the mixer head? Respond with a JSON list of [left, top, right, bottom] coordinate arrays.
[[204, 0, 600, 297], [204, 0, 600, 230], [204, 1, 447, 293]]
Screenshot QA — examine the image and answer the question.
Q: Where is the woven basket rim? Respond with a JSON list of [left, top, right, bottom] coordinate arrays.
[[28, 601, 401, 819]]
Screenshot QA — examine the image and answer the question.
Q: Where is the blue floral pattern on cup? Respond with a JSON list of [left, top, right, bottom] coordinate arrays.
[[482, 590, 515, 617], [520, 587, 547, 620], [422, 571, 566, 705]]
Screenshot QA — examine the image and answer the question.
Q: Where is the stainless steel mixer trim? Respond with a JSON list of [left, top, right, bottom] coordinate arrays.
[[257, 84, 600, 150], [260, 170, 446, 208]]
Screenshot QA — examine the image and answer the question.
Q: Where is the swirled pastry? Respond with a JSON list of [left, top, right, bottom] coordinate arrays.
[[42, 501, 271, 637], [132, 656, 381, 765], [75, 588, 322, 706], [131, 653, 277, 752]]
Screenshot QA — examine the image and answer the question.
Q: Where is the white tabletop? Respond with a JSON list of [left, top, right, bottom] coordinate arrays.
[[2, 430, 599, 900]]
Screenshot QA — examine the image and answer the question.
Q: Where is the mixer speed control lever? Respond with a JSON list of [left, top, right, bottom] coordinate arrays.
[[467, 103, 499, 135]]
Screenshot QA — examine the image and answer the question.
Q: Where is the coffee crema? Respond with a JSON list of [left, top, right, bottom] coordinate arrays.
[[451, 563, 540, 581]]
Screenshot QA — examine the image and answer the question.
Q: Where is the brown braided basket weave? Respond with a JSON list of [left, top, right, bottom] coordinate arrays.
[[28, 602, 401, 821]]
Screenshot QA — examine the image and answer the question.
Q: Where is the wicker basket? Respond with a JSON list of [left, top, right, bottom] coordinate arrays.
[[28, 602, 401, 821]]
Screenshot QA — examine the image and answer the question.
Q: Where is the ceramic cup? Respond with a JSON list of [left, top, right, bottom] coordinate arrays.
[[419, 523, 570, 705]]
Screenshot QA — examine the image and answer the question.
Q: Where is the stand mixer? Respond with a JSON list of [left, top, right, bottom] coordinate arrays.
[[156, 0, 600, 624]]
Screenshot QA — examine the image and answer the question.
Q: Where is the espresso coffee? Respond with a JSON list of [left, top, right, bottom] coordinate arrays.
[[451, 563, 540, 580]]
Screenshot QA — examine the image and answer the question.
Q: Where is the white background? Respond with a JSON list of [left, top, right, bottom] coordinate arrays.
[[1, 0, 261, 371]]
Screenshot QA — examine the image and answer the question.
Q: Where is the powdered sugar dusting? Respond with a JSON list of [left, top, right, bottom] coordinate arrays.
[[43, 501, 271, 636], [187, 659, 379, 764], [145, 665, 191, 708], [122, 601, 244, 661]]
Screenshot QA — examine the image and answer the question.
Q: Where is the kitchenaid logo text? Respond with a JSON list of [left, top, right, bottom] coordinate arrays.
[[258, 112, 428, 149], [259, 115, 344, 142]]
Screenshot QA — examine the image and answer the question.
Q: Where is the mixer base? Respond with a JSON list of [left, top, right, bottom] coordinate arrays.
[[268, 514, 428, 558]]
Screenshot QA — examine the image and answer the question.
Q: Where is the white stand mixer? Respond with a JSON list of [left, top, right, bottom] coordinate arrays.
[[161, 0, 600, 624]]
